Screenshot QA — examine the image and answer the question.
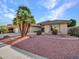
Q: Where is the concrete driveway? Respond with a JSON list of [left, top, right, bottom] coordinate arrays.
[[0, 33, 20, 38], [0, 43, 47, 59]]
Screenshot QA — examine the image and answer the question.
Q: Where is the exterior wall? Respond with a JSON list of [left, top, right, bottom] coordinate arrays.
[[44, 25, 51, 33], [59, 23, 68, 34], [14, 27, 20, 33], [13, 26, 41, 35], [52, 24, 60, 33], [44, 24, 68, 34], [29, 27, 41, 32], [50, 23, 68, 34]]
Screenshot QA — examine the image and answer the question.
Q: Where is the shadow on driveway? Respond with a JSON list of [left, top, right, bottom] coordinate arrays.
[[0, 43, 7, 48]]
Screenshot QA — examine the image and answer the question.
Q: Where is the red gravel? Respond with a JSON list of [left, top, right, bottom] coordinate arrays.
[[13, 35, 79, 59]]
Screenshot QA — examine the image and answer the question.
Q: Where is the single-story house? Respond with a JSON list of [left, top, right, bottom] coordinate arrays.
[[7, 24, 41, 34], [37, 20, 70, 34], [7, 20, 70, 35]]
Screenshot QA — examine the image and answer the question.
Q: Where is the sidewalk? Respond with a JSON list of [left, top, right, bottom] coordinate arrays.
[[0, 43, 48, 59]]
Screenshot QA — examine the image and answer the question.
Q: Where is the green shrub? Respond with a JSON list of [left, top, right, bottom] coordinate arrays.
[[51, 28, 58, 35], [68, 28, 75, 36], [74, 27, 79, 37], [0, 26, 9, 33], [68, 27, 79, 37], [35, 30, 42, 35]]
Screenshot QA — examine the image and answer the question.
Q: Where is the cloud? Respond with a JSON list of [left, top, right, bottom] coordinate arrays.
[[9, 0, 13, 3], [3, 8, 16, 20], [9, 0, 18, 5], [9, 9, 16, 13], [39, 0, 59, 9], [51, 2, 76, 19], [1, 4, 7, 10], [4, 13, 15, 19], [41, 1, 78, 20], [3, 0, 7, 3], [0, 0, 18, 25], [0, 1, 16, 22]]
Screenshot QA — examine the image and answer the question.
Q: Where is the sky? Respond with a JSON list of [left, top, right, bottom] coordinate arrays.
[[0, 0, 79, 25]]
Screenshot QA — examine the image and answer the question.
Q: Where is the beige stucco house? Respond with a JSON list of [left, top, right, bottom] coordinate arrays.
[[38, 20, 70, 34], [6, 20, 70, 35], [6, 24, 41, 34]]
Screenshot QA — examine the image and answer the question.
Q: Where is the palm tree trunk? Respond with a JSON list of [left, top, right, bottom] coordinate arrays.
[[25, 23, 30, 36], [19, 24, 21, 33], [24, 23, 27, 36], [19, 23, 22, 37], [21, 22, 25, 37]]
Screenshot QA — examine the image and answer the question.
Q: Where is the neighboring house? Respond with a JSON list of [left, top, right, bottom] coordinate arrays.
[[7, 24, 15, 33], [38, 20, 70, 34], [7, 24, 41, 34]]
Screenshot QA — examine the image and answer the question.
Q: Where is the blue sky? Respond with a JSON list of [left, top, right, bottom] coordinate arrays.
[[0, 0, 79, 25]]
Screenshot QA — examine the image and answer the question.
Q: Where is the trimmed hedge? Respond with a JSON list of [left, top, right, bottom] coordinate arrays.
[[68, 27, 79, 37]]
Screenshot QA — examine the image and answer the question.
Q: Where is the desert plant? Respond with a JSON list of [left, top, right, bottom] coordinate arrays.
[[35, 30, 42, 35], [68, 28, 75, 36], [68, 27, 79, 37], [74, 27, 79, 37], [51, 27, 58, 35], [0, 26, 9, 33]]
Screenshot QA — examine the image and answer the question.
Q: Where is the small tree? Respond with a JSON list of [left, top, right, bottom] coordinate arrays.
[[68, 19, 76, 27], [0, 26, 9, 33], [51, 27, 58, 35]]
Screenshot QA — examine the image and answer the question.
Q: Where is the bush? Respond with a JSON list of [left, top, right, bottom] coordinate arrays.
[[35, 30, 42, 35], [0, 26, 9, 33], [68, 27, 79, 37], [51, 28, 58, 35], [75, 27, 79, 37], [68, 28, 75, 36]]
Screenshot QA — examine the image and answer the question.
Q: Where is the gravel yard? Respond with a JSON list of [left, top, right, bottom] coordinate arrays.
[[13, 35, 79, 59]]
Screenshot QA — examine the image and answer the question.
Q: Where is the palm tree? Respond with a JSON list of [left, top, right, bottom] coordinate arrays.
[[13, 6, 36, 37]]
